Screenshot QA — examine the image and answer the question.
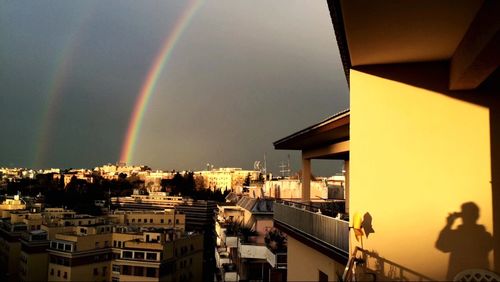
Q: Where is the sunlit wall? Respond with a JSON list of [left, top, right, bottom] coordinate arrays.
[[349, 64, 494, 281]]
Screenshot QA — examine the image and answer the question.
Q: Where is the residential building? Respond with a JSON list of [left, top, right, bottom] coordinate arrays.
[[263, 178, 337, 200], [176, 200, 218, 282], [273, 111, 350, 282], [0, 194, 27, 218], [195, 168, 260, 192], [47, 224, 203, 282], [274, 0, 499, 280], [109, 210, 185, 230], [111, 191, 184, 210], [0, 219, 28, 282], [215, 196, 286, 282], [19, 230, 50, 282]]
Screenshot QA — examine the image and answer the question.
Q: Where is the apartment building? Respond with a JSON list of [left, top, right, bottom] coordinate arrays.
[[109, 210, 185, 230], [274, 0, 499, 280], [19, 230, 50, 282], [47, 224, 114, 282], [0, 220, 28, 282], [111, 191, 184, 210], [195, 168, 260, 192], [0, 194, 27, 218], [262, 178, 334, 199], [0, 201, 203, 282], [47, 225, 203, 282], [215, 196, 286, 282]]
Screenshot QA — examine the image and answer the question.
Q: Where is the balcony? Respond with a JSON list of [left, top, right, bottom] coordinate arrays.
[[238, 243, 268, 259], [124, 240, 163, 251], [265, 248, 287, 269], [215, 248, 232, 268], [274, 200, 349, 259]]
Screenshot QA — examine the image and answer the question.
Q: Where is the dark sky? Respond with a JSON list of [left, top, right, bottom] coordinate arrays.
[[0, 0, 348, 175]]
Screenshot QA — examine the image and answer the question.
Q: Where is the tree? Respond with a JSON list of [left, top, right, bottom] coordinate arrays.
[[243, 173, 251, 186]]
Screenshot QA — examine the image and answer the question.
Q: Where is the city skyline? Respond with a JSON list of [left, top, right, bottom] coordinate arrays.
[[0, 0, 348, 175]]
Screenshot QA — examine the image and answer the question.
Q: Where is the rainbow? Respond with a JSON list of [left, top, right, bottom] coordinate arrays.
[[34, 8, 95, 168], [119, 0, 204, 164]]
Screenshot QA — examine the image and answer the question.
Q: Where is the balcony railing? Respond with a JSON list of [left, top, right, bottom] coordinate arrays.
[[265, 248, 287, 269], [238, 243, 268, 259], [274, 200, 349, 254]]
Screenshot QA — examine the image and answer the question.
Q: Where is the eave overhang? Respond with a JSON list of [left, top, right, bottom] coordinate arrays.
[[273, 110, 349, 151]]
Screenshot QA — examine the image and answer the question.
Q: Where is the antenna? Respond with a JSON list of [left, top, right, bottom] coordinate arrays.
[[279, 155, 291, 178], [263, 153, 267, 175]]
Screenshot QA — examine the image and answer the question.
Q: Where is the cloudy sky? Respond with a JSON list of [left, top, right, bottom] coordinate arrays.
[[0, 0, 348, 175]]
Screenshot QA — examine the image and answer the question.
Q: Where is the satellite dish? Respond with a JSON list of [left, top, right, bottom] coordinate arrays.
[[254, 161, 261, 171]]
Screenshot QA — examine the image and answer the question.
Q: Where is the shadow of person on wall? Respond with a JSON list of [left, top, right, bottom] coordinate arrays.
[[436, 202, 493, 280]]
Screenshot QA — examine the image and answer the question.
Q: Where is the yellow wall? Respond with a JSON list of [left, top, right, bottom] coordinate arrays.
[[21, 251, 48, 282], [0, 240, 21, 282], [287, 237, 344, 281], [349, 64, 496, 281], [55, 233, 112, 251]]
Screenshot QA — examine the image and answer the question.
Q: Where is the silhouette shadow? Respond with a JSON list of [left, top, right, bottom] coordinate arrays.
[[435, 202, 494, 280], [362, 212, 375, 238]]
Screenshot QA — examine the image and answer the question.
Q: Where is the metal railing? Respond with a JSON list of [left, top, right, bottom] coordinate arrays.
[[274, 200, 349, 253]]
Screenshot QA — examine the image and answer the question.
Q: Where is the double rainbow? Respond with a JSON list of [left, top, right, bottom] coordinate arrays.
[[34, 7, 95, 168]]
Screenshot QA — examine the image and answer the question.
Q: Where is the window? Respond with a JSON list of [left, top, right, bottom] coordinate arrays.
[[175, 219, 179, 224], [50, 269, 54, 276], [134, 266, 144, 276], [146, 268, 156, 278], [118, 241, 122, 248], [132, 219, 135, 223], [64, 244, 71, 251], [95, 242, 100, 248], [57, 270, 61, 277], [149, 219, 153, 223], [102, 266, 107, 276], [122, 251, 132, 258], [122, 265, 131, 275], [113, 241, 117, 247], [93, 268, 98, 276], [160, 219, 164, 223], [112, 264, 120, 273], [134, 252, 145, 259], [138, 219, 142, 223], [146, 252, 157, 261], [63, 272, 67, 279], [51, 242, 57, 249], [168, 219, 172, 224]]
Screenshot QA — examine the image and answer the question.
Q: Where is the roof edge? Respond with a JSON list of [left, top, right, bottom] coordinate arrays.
[[273, 109, 350, 147], [326, 0, 351, 86]]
